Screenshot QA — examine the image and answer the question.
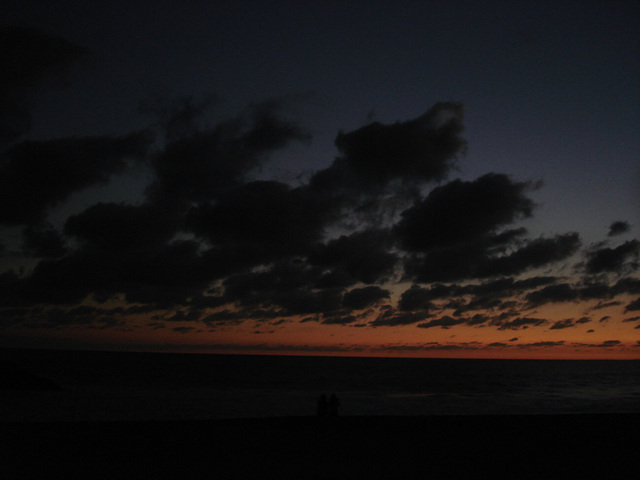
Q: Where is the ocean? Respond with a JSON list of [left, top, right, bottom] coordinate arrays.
[[2, 349, 639, 421]]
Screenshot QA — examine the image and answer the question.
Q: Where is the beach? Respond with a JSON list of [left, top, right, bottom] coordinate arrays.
[[2, 414, 637, 479]]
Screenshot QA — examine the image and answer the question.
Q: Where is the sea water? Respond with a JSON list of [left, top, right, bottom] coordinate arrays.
[[2, 349, 639, 421]]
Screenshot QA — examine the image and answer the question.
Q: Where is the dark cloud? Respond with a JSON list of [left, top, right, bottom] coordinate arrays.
[[173, 326, 195, 334], [467, 313, 491, 326], [308, 229, 397, 285], [165, 310, 203, 322], [418, 276, 555, 302], [65, 203, 177, 252], [525, 277, 640, 308], [221, 264, 313, 308], [22, 223, 66, 258], [394, 175, 575, 284], [394, 277, 560, 320], [219, 261, 345, 317], [397, 285, 434, 311], [457, 297, 498, 316], [613, 277, 640, 295], [201, 310, 244, 326], [578, 281, 613, 301], [520, 341, 565, 347], [402, 237, 499, 283], [342, 286, 390, 310], [461, 277, 558, 313], [187, 181, 329, 262], [138, 94, 217, 142], [395, 174, 535, 252], [497, 317, 547, 330], [592, 301, 620, 311], [404, 232, 578, 284], [0, 132, 152, 225], [117, 240, 219, 308], [370, 309, 430, 327], [321, 314, 359, 325], [270, 288, 344, 317], [225, 342, 362, 354], [0, 27, 88, 145], [309, 102, 465, 206], [0, 40, 634, 346], [526, 284, 579, 306], [332, 102, 466, 187], [625, 297, 640, 312], [417, 315, 466, 329], [41, 307, 90, 326], [608, 221, 630, 237], [466, 276, 555, 297], [303, 104, 469, 233], [585, 240, 639, 274], [243, 97, 313, 151], [379, 342, 471, 353], [7, 254, 95, 306], [550, 319, 576, 330], [476, 233, 581, 277], [18, 238, 211, 308], [147, 100, 310, 206], [573, 340, 622, 348]]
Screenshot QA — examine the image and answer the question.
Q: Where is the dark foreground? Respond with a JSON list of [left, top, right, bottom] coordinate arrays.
[[2, 414, 638, 479]]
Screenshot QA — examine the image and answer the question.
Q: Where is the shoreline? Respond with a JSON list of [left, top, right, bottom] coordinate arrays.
[[2, 413, 638, 479]]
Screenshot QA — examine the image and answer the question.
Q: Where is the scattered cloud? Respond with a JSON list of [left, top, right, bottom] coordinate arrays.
[[585, 240, 639, 274], [173, 326, 195, 334], [550, 319, 576, 330], [342, 286, 390, 310], [625, 297, 640, 312], [417, 315, 466, 329], [519, 341, 565, 347], [371, 310, 430, 327], [527, 284, 579, 306], [498, 317, 547, 330], [1, 132, 152, 225], [573, 340, 622, 348], [22, 223, 67, 258], [0, 29, 638, 353], [311, 102, 465, 195], [608, 221, 631, 237], [396, 173, 535, 253]]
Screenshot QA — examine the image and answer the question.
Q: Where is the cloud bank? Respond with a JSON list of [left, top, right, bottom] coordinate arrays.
[[0, 28, 637, 352]]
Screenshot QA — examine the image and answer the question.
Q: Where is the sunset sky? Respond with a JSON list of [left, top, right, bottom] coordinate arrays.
[[1, 0, 638, 359]]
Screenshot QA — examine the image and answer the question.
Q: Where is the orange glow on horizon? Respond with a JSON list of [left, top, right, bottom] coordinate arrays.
[[3, 296, 638, 360]]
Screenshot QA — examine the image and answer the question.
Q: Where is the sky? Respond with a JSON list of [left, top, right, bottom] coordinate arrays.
[[0, 0, 639, 359]]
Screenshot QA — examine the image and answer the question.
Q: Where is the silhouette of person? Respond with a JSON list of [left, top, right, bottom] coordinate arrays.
[[328, 393, 340, 417], [317, 394, 328, 417]]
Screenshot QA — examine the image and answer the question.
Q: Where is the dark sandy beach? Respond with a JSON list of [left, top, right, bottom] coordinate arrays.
[[1, 414, 637, 479]]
